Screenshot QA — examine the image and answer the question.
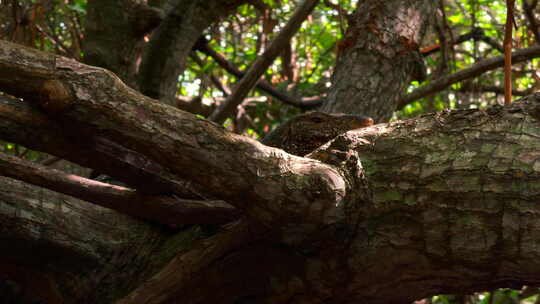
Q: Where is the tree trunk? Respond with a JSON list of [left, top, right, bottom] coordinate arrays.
[[83, 0, 163, 88], [137, 0, 247, 105], [322, 0, 435, 122], [83, 0, 246, 103]]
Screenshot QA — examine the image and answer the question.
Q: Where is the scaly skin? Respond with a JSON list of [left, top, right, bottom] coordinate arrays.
[[261, 112, 374, 156]]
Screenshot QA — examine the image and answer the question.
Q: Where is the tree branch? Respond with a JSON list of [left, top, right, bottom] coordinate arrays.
[[0, 152, 239, 225], [195, 37, 323, 109], [0, 40, 345, 236], [421, 27, 504, 56], [0, 94, 208, 198], [124, 92, 540, 303], [117, 220, 266, 304], [190, 51, 231, 96], [0, 175, 175, 303], [398, 45, 540, 109], [209, 0, 321, 123], [458, 82, 533, 96]]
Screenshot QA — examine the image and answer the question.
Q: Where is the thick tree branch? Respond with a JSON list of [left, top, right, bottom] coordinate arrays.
[[130, 3, 164, 37], [301, 94, 540, 303], [121, 93, 540, 303], [0, 177, 106, 268], [117, 220, 266, 304], [0, 94, 210, 199], [209, 0, 320, 123], [0, 40, 346, 237], [0, 152, 239, 225], [0, 176, 176, 303], [398, 45, 540, 108]]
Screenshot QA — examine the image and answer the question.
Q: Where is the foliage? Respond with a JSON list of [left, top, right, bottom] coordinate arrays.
[[399, 0, 538, 120]]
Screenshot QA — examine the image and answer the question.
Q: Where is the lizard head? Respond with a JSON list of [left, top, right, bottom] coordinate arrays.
[[303, 112, 374, 128], [262, 111, 374, 157]]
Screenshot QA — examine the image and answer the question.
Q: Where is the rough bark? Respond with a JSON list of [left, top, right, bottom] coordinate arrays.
[[0, 177, 185, 303], [2, 40, 540, 303], [308, 95, 540, 302], [0, 94, 225, 207], [321, 0, 435, 122], [0, 152, 239, 225]]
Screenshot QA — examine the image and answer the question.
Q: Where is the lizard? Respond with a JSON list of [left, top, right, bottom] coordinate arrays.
[[261, 111, 374, 157]]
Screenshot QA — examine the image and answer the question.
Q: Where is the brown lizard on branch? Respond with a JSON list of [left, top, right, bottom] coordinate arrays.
[[261, 112, 374, 157]]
